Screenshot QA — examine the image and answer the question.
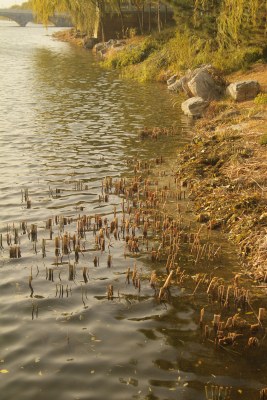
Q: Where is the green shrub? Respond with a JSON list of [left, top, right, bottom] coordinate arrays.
[[103, 37, 158, 69], [102, 26, 267, 82], [254, 93, 267, 105], [259, 134, 267, 145]]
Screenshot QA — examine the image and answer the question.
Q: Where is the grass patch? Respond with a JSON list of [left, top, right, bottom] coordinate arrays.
[[103, 27, 266, 82], [254, 93, 267, 105], [259, 134, 267, 145]]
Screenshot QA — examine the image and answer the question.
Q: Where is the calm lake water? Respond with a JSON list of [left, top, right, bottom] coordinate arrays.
[[0, 20, 266, 400]]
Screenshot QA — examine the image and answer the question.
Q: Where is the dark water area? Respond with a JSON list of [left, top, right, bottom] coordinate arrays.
[[0, 21, 266, 400]]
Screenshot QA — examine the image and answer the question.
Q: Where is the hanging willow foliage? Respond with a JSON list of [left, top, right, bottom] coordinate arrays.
[[32, 0, 266, 46], [217, 0, 266, 46], [32, 0, 120, 37]]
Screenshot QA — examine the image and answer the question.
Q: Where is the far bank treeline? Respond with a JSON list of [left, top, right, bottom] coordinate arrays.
[[20, 1, 266, 44], [17, 0, 267, 75]]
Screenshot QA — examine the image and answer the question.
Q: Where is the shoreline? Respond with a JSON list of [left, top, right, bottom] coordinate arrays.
[[54, 28, 266, 284], [53, 28, 267, 385]]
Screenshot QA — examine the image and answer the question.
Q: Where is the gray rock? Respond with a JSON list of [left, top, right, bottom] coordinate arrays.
[[107, 39, 116, 46], [181, 97, 209, 117], [112, 42, 124, 49], [167, 74, 178, 86], [168, 76, 191, 95], [187, 68, 225, 100], [84, 37, 98, 49], [168, 78, 182, 92], [94, 42, 106, 53], [226, 80, 260, 101], [168, 64, 225, 100]]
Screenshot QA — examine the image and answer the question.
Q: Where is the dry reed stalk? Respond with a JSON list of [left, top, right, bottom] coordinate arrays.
[[68, 264, 74, 281], [193, 277, 202, 295], [29, 275, 34, 297], [41, 239, 46, 258], [159, 270, 173, 300], [30, 224, 37, 242], [62, 233, 70, 255], [107, 254, 112, 268], [247, 336, 260, 347], [212, 314, 221, 333], [21, 221, 27, 234], [83, 267, 88, 283], [260, 388, 267, 400], [199, 308, 205, 329], [205, 384, 231, 400], [55, 236, 60, 256], [48, 268, 54, 282], [9, 245, 21, 258], [75, 245, 80, 262], [107, 285, 113, 300], [207, 277, 217, 294], [126, 267, 131, 284]]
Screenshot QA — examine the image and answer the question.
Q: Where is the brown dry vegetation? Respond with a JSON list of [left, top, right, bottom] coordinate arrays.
[[175, 64, 267, 282]]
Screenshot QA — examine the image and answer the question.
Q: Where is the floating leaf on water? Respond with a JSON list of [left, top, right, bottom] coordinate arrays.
[[238, 389, 243, 394], [0, 369, 9, 374], [183, 382, 188, 387], [90, 370, 95, 374]]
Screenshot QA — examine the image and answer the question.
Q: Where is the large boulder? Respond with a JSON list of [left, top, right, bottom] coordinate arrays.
[[187, 67, 225, 100], [226, 80, 260, 101], [181, 97, 209, 117], [168, 65, 226, 100]]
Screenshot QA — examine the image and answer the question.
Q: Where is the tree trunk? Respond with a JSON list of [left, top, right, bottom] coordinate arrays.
[[117, 0, 125, 37], [136, 6, 143, 34], [157, 0, 161, 33], [141, 4, 144, 32], [148, 2, 151, 33], [98, 0, 105, 42]]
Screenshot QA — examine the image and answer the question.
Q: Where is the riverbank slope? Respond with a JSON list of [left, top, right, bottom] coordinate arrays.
[[54, 28, 267, 282], [175, 63, 267, 281]]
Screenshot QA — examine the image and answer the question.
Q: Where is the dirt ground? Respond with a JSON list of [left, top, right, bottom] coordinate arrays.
[[175, 63, 267, 282]]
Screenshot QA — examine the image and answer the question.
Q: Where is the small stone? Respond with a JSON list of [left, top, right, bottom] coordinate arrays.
[[167, 74, 178, 86], [197, 213, 210, 223]]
